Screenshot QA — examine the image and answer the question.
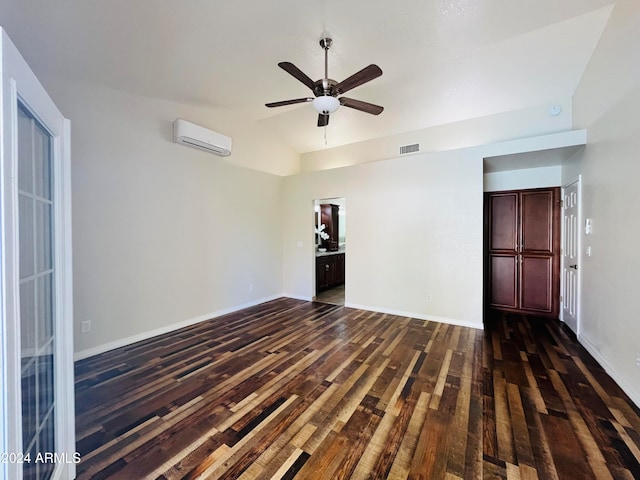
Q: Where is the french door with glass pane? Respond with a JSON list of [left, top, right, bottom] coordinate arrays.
[[1, 29, 75, 480], [18, 103, 57, 480]]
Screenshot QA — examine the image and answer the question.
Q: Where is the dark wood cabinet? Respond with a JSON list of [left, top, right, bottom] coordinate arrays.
[[485, 187, 560, 317], [335, 253, 345, 285], [320, 204, 339, 251], [316, 256, 331, 291], [316, 253, 345, 294]]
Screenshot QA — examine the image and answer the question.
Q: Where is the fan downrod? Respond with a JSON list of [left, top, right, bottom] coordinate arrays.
[[319, 36, 333, 94]]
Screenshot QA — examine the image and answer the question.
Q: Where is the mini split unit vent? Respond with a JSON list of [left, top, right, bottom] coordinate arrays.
[[173, 119, 232, 157]]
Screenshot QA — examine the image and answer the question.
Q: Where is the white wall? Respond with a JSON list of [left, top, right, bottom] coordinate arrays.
[[300, 99, 573, 173], [567, 0, 640, 405], [283, 150, 485, 329], [484, 165, 562, 192], [44, 80, 290, 357]]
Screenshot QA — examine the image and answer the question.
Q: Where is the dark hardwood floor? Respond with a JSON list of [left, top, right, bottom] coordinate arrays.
[[74, 299, 640, 479]]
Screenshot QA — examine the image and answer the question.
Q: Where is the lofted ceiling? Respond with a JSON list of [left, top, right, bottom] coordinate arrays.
[[0, 0, 615, 154]]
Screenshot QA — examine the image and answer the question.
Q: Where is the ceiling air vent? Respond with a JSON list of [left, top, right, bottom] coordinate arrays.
[[399, 143, 420, 155]]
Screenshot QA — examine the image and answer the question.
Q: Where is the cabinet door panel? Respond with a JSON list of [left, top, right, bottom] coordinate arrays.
[[320, 204, 339, 251], [521, 191, 554, 253], [520, 256, 553, 313], [336, 254, 345, 284], [489, 193, 518, 251], [490, 255, 518, 308], [327, 257, 337, 286], [316, 257, 330, 292]]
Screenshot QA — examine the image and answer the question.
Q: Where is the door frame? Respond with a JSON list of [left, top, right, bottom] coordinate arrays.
[[313, 197, 346, 303], [1, 29, 75, 480], [560, 176, 582, 334]]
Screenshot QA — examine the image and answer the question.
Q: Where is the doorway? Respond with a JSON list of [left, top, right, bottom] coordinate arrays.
[[314, 198, 346, 306]]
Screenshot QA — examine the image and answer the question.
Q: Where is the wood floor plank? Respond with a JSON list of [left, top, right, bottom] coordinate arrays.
[[493, 369, 517, 465], [387, 391, 430, 478], [73, 300, 640, 479], [506, 383, 535, 467]]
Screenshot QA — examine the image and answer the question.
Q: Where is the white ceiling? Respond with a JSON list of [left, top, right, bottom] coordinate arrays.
[[0, 0, 615, 154]]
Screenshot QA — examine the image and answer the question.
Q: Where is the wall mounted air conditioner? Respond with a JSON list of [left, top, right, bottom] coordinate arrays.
[[173, 118, 232, 157]]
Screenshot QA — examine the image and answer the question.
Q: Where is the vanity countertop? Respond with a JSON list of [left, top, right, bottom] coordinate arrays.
[[316, 246, 346, 257]]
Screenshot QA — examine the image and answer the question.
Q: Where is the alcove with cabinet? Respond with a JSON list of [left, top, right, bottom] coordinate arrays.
[[485, 187, 560, 317]]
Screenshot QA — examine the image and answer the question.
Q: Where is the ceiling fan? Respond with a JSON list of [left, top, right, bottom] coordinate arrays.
[[265, 35, 384, 127]]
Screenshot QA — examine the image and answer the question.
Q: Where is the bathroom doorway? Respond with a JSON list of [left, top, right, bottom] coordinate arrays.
[[314, 198, 346, 306]]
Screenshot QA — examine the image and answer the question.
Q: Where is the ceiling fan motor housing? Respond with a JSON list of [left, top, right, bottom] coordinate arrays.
[[314, 78, 338, 97]]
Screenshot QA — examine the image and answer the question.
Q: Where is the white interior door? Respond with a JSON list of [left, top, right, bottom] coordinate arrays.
[[562, 178, 580, 333], [1, 29, 74, 480]]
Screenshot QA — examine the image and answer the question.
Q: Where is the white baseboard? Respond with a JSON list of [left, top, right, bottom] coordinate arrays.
[[74, 296, 484, 361], [283, 293, 313, 302], [74, 294, 283, 361], [578, 334, 640, 409], [344, 302, 484, 330]]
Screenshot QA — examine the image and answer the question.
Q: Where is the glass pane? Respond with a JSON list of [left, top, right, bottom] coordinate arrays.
[[18, 106, 33, 193], [37, 352, 54, 425], [21, 361, 37, 452], [37, 411, 56, 479], [36, 201, 53, 272], [33, 120, 52, 200], [20, 281, 36, 354], [37, 274, 54, 349], [23, 441, 38, 480], [19, 195, 35, 279]]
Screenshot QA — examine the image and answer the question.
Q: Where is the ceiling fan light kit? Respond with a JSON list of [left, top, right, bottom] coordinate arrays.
[[313, 95, 340, 114], [266, 34, 384, 127]]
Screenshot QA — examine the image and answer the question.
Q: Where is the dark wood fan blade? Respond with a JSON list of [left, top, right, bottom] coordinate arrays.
[[278, 62, 316, 91], [339, 97, 384, 115], [317, 114, 329, 127], [335, 64, 383, 94], [265, 97, 313, 108]]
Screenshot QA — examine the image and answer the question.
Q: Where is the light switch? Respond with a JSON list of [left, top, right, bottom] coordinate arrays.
[[297, 241, 303, 248], [585, 218, 593, 235], [586, 246, 592, 257]]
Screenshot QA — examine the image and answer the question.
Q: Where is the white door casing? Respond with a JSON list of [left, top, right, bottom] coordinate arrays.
[[561, 177, 581, 334], [1, 29, 74, 480]]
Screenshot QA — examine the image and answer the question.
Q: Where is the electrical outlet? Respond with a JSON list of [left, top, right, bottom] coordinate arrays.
[[426, 295, 432, 303], [249, 284, 254, 292], [636, 354, 640, 368], [81, 320, 91, 334]]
